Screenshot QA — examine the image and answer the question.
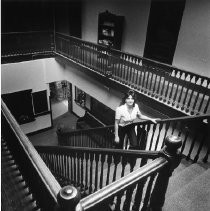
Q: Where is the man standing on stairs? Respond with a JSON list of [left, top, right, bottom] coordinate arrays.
[[114, 89, 158, 149]]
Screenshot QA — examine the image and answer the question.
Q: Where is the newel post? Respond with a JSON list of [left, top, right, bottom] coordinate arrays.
[[149, 135, 182, 211], [57, 185, 81, 211]]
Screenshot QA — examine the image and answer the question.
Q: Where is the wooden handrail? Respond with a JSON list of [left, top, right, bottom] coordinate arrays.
[[1, 100, 61, 202], [55, 32, 210, 80], [36, 145, 159, 159], [58, 114, 209, 135], [76, 157, 168, 211]]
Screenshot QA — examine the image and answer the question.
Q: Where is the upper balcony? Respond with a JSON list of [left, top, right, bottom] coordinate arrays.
[[1, 32, 210, 117]]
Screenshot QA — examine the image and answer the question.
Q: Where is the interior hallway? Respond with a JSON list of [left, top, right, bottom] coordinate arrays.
[[29, 99, 78, 146]]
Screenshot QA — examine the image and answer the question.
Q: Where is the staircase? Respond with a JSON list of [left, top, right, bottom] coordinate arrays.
[[164, 159, 210, 211], [1, 139, 40, 211]]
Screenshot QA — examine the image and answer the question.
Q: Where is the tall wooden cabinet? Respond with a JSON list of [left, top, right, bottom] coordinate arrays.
[[98, 11, 124, 50]]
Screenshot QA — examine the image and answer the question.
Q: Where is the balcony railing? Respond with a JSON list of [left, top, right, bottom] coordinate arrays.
[[57, 114, 210, 163], [55, 33, 210, 116], [1, 31, 54, 57], [1, 31, 209, 116]]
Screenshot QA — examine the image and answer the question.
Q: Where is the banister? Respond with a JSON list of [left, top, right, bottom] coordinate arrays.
[[76, 157, 168, 211], [36, 145, 160, 159], [55, 32, 210, 80], [57, 114, 209, 135], [1, 99, 61, 202]]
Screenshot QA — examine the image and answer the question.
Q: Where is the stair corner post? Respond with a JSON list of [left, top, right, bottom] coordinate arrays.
[[57, 185, 81, 211], [149, 135, 182, 211]]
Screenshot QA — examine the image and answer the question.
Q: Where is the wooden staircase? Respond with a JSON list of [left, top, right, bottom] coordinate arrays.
[[1, 139, 40, 211]]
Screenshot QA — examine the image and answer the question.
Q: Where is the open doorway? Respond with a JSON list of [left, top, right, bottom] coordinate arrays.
[[49, 80, 72, 120]]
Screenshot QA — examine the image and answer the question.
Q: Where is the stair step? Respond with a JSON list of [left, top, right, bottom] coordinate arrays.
[[163, 169, 210, 211], [165, 163, 207, 198]]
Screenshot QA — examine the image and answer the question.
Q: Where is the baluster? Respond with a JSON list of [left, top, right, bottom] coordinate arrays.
[[114, 155, 128, 210], [149, 124, 157, 150], [186, 130, 199, 161], [181, 74, 193, 110], [122, 183, 136, 211], [185, 76, 199, 113], [194, 133, 207, 163], [203, 96, 210, 114], [133, 59, 139, 89], [197, 80, 209, 114], [136, 59, 143, 90], [89, 153, 94, 194], [172, 70, 181, 106], [73, 152, 77, 186], [161, 122, 170, 148], [89, 45, 93, 68], [159, 70, 167, 101], [141, 63, 147, 93], [67, 156, 71, 184], [123, 55, 128, 84], [118, 53, 123, 82], [99, 154, 105, 189], [191, 78, 203, 114], [155, 68, 162, 99], [77, 153, 81, 187], [106, 155, 112, 186], [80, 153, 84, 193], [116, 54, 122, 81], [93, 45, 97, 70], [131, 58, 136, 88], [112, 155, 120, 182], [181, 126, 189, 154], [144, 66, 151, 94], [141, 174, 156, 211], [148, 67, 155, 96], [167, 69, 176, 104], [151, 70, 158, 97], [125, 56, 131, 85], [163, 71, 171, 103], [137, 124, 147, 150], [64, 155, 68, 185], [132, 178, 147, 211], [94, 153, 99, 192], [84, 152, 89, 195], [154, 122, 163, 150]]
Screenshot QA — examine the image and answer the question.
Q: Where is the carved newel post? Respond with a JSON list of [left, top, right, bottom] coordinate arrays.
[[57, 185, 81, 211], [149, 135, 182, 211]]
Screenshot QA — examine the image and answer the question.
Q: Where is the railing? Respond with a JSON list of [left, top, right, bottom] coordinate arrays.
[[1, 100, 61, 210], [57, 114, 210, 163], [1, 31, 54, 57], [1, 98, 184, 210], [2, 32, 209, 115], [55, 33, 210, 116], [37, 136, 182, 211]]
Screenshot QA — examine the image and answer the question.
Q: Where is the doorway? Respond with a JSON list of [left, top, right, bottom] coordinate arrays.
[[144, 0, 186, 64], [49, 80, 72, 119]]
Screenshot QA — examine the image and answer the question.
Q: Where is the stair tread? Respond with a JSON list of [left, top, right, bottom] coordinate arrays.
[[164, 169, 210, 211], [165, 162, 208, 198]]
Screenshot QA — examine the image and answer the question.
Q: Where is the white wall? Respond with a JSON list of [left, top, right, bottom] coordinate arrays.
[[82, 0, 151, 56], [82, 0, 210, 77], [173, 0, 210, 77], [1, 58, 62, 134]]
